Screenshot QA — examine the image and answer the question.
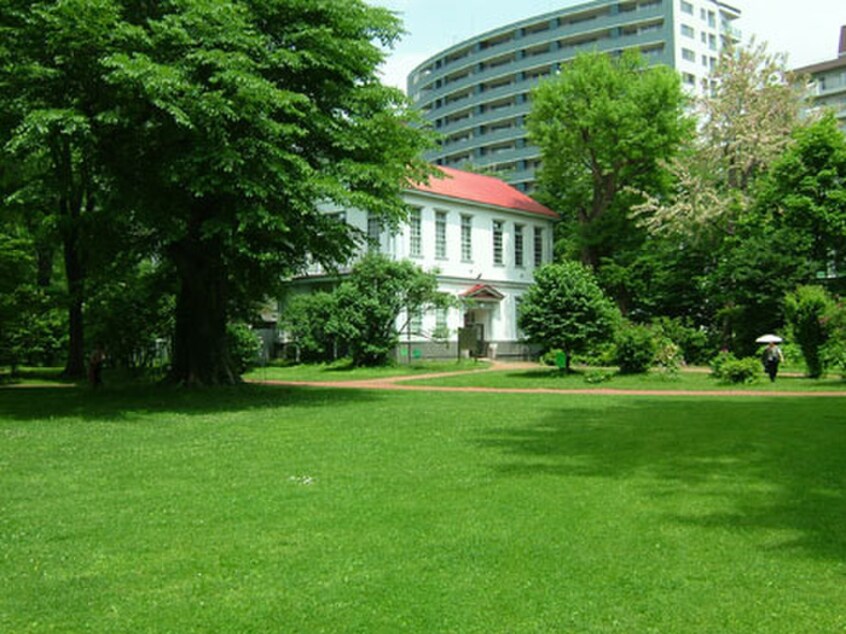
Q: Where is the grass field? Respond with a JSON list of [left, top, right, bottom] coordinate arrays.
[[1, 383, 845, 632], [399, 365, 846, 393]]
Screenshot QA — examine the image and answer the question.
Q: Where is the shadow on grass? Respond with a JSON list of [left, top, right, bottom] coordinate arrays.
[[0, 383, 377, 423], [480, 398, 846, 564]]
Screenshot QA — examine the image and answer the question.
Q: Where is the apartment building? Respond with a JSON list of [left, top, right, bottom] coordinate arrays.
[[408, 0, 741, 191], [795, 26, 846, 131]]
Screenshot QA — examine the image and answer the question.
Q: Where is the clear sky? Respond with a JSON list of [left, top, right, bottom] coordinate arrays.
[[370, 0, 846, 91]]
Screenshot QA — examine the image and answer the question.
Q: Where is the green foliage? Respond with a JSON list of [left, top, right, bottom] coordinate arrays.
[[821, 298, 846, 377], [86, 263, 174, 371], [280, 292, 342, 363], [0, 232, 66, 370], [755, 114, 846, 274], [652, 316, 713, 365], [293, 254, 451, 367], [226, 322, 261, 376], [784, 285, 836, 378], [614, 322, 658, 374], [1, 0, 435, 385], [528, 49, 691, 268], [710, 351, 761, 384], [519, 262, 621, 370], [540, 349, 567, 369]]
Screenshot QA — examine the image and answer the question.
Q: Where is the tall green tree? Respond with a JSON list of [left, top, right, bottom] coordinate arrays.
[[755, 114, 846, 276], [98, 0, 432, 384], [3, 1, 433, 385], [518, 261, 620, 371], [527, 50, 691, 269], [0, 0, 124, 377]]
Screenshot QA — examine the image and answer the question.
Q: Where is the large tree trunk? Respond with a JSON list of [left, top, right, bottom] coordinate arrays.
[[62, 210, 86, 379], [168, 227, 237, 386]]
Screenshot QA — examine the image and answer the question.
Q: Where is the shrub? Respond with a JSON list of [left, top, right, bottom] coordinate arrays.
[[614, 323, 657, 374], [710, 351, 760, 384], [784, 285, 835, 378], [227, 322, 262, 375], [540, 348, 568, 369], [652, 317, 713, 365], [654, 340, 683, 380]]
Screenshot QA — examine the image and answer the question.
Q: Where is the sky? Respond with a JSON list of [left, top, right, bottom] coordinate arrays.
[[370, 0, 846, 91]]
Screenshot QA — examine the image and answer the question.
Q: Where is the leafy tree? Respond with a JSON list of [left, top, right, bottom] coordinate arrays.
[[784, 285, 836, 378], [528, 50, 691, 269], [638, 40, 807, 239], [280, 291, 343, 363], [755, 114, 846, 276], [0, 0, 124, 377], [96, 0, 433, 384], [330, 254, 451, 367], [3, 1, 433, 384], [518, 262, 620, 371]]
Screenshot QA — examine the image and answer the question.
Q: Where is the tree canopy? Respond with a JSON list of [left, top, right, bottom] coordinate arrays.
[[528, 50, 692, 269], [1, 0, 433, 384], [518, 262, 620, 370]]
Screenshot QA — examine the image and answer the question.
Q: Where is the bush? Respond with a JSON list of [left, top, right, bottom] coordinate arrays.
[[614, 323, 657, 374], [540, 348, 568, 369], [784, 285, 835, 378], [654, 340, 683, 380], [652, 317, 713, 365], [227, 322, 262, 375], [710, 351, 760, 384]]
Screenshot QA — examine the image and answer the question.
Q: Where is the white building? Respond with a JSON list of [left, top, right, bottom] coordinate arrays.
[[288, 166, 558, 360], [795, 26, 846, 132]]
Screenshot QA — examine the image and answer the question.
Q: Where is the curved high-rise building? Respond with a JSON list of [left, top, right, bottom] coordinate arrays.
[[408, 0, 741, 191]]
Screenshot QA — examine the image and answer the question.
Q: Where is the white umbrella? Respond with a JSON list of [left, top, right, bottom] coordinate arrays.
[[755, 334, 783, 344]]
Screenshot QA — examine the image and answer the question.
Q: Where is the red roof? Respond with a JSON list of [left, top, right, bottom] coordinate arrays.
[[408, 166, 558, 219], [460, 284, 505, 301]]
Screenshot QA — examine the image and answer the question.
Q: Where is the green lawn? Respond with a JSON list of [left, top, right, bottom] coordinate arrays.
[[1, 384, 844, 632], [243, 358, 489, 383], [400, 365, 846, 393]]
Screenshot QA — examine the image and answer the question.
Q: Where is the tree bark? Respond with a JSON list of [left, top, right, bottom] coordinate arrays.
[[168, 218, 237, 386], [62, 222, 86, 379]]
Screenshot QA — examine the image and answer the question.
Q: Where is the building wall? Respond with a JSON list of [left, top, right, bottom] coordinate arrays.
[[408, 0, 741, 191], [797, 60, 846, 132], [290, 190, 557, 358]]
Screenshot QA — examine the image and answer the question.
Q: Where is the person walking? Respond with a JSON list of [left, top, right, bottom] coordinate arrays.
[[88, 344, 106, 388], [762, 341, 783, 382]]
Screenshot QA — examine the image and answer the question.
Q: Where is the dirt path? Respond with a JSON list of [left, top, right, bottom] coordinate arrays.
[[251, 361, 846, 398]]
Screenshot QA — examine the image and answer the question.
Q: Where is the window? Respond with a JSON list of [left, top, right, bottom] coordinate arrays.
[[435, 308, 447, 330], [435, 211, 447, 259], [410, 309, 423, 335], [682, 48, 695, 62], [461, 215, 473, 261], [681, 24, 695, 38], [707, 10, 716, 27], [681, 1, 693, 15], [367, 212, 381, 253], [683, 72, 696, 86], [514, 224, 524, 267], [708, 33, 717, 51], [533, 227, 544, 267], [493, 220, 504, 266], [409, 208, 422, 257]]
